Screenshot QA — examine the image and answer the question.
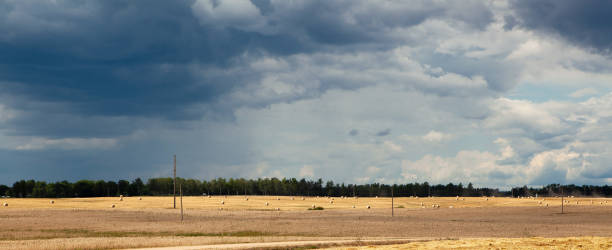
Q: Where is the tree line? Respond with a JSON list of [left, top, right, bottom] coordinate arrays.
[[2, 177, 612, 198]]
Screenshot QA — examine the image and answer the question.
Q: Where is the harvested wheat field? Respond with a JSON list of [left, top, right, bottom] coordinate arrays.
[[1, 196, 612, 249], [326, 237, 612, 249]]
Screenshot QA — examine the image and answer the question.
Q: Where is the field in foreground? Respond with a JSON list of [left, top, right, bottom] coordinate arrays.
[[327, 237, 612, 250], [1, 196, 612, 249]]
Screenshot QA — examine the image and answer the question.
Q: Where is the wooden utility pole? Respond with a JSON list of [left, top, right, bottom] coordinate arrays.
[[180, 184, 184, 222], [391, 185, 394, 217], [561, 186, 564, 214], [173, 155, 177, 209]]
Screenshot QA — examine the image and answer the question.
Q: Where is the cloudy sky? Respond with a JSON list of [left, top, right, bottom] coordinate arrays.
[[1, 0, 612, 187]]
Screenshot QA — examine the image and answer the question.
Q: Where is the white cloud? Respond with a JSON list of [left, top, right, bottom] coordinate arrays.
[[15, 137, 117, 151], [299, 165, 315, 178], [383, 141, 403, 152], [422, 130, 452, 143], [570, 88, 599, 98], [191, 0, 268, 33], [0, 104, 16, 122]]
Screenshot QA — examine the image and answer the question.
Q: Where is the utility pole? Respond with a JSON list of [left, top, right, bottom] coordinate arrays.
[[391, 185, 394, 217], [180, 184, 184, 222], [173, 155, 177, 209], [561, 185, 564, 214]]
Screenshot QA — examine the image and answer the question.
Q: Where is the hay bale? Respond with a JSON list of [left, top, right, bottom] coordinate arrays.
[[366, 205, 371, 209], [245, 197, 249, 201], [329, 200, 334, 204], [265, 202, 269, 206], [449, 206, 453, 208], [221, 200, 225, 205], [276, 208, 280, 211], [111, 204, 115, 208], [301, 197, 305, 200], [312, 204, 316, 208], [3, 202, 7, 207], [291, 197, 294, 200], [138, 197, 142, 200], [50, 200, 55, 204], [352, 205, 355, 208]]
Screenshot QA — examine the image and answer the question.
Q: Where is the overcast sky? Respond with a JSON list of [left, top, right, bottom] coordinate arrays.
[[1, 0, 612, 187]]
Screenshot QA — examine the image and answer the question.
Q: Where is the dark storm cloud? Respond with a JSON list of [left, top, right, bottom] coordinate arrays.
[[375, 128, 391, 137], [510, 0, 612, 52], [348, 129, 359, 136], [0, 0, 495, 139]]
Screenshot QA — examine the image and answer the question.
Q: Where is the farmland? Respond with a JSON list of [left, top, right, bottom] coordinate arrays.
[[1, 196, 612, 249]]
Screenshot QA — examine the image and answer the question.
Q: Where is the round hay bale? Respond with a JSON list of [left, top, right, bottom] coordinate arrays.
[[276, 197, 280, 200], [3, 202, 7, 207], [221, 200, 225, 205], [366, 205, 371, 209], [449, 206, 453, 208], [111, 204, 115, 208], [312, 204, 316, 208], [50, 200, 55, 204], [352, 205, 355, 208], [138, 197, 142, 200], [329, 200, 333, 204], [276, 208, 280, 211], [302, 197, 305, 200], [265, 202, 269, 206], [245, 197, 249, 201], [291, 197, 294, 200]]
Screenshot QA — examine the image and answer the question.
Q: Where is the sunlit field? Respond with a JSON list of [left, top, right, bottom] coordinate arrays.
[[3, 195, 609, 210], [327, 237, 612, 250], [2, 196, 612, 249]]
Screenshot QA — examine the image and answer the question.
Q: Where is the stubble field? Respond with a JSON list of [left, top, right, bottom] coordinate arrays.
[[1, 195, 612, 249]]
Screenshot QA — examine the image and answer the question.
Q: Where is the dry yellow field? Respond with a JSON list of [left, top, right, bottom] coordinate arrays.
[[1, 195, 612, 249], [327, 237, 612, 249], [1, 195, 608, 211]]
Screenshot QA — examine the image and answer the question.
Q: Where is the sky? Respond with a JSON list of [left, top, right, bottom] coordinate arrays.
[[1, 0, 612, 187]]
